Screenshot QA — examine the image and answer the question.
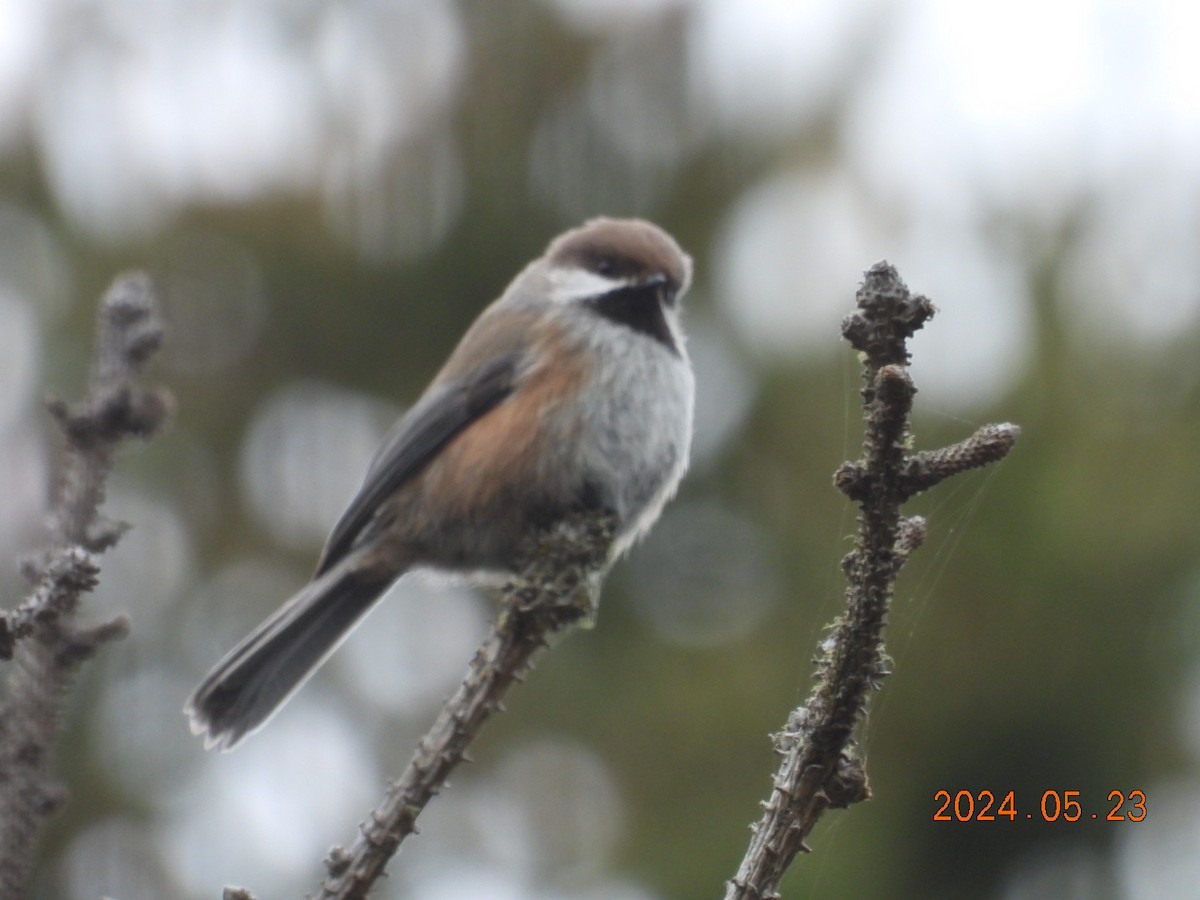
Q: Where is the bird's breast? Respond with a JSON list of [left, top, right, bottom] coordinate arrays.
[[396, 314, 693, 571], [566, 320, 695, 548]]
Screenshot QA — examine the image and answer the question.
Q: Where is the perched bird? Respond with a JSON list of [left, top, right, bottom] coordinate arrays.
[[186, 217, 695, 750]]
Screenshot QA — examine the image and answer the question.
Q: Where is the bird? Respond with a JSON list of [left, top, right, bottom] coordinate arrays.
[[185, 217, 695, 750]]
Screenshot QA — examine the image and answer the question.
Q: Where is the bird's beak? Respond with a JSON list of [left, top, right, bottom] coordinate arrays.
[[640, 272, 676, 307]]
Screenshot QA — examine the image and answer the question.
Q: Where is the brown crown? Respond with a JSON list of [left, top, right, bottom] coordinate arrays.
[[546, 217, 692, 292]]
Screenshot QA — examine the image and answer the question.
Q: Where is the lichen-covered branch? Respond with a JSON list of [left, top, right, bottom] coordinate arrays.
[[726, 262, 1019, 899], [0, 272, 170, 898], [313, 510, 616, 900]]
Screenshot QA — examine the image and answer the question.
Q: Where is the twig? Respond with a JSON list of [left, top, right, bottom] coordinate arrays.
[[314, 509, 616, 900], [726, 262, 1020, 899], [0, 272, 170, 899]]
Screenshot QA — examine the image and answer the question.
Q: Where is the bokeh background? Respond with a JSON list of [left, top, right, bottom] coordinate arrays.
[[2, 0, 1199, 897]]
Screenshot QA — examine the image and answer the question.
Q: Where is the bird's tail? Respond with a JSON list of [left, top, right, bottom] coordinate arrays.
[[185, 554, 394, 751]]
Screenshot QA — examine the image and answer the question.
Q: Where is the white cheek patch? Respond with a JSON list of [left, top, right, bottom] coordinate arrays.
[[547, 266, 627, 304]]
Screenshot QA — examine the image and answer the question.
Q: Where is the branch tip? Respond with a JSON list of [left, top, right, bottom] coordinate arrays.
[[0, 271, 169, 898], [726, 263, 1016, 899], [899, 421, 1021, 499]]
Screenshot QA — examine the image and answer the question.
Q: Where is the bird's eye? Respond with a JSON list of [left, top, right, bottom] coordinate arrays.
[[594, 256, 618, 276]]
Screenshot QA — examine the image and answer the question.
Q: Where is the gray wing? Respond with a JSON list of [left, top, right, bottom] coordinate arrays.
[[313, 350, 523, 576]]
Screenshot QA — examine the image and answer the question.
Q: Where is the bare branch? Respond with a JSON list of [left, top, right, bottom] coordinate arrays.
[[898, 422, 1022, 499], [0, 272, 170, 898], [314, 509, 616, 900], [726, 262, 1019, 898]]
